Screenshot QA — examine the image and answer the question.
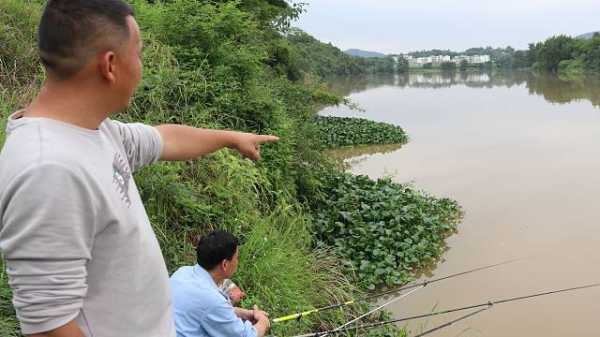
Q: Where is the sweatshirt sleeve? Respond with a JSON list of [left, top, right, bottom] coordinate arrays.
[[0, 163, 97, 334], [110, 120, 163, 172]]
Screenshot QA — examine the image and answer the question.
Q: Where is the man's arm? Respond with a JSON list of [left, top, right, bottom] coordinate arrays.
[[234, 307, 253, 320], [201, 301, 269, 337], [155, 124, 279, 161], [28, 320, 84, 337], [1, 164, 96, 336], [232, 307, 270, 337]]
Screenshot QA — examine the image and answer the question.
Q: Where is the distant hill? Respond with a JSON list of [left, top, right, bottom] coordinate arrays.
[[344, 49, 387, 58], [577, 32, 599, 39]]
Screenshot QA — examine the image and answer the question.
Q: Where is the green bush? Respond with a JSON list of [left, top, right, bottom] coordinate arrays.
[[558, 59, 584, 77]]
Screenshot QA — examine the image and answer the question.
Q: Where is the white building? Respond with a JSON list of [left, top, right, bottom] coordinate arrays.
[[452, 55, 491, 64], [406, 54, 490, 67]]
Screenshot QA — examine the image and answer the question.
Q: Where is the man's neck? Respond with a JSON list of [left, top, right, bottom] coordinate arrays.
[[25, 80, 114, 130], [208, 269, 225, 286]]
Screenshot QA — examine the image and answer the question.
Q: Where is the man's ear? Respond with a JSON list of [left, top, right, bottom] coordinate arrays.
[[98, 51, 117, 83], [220, 259, 228, 273]]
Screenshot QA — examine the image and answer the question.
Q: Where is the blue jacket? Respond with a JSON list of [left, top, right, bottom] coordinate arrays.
[[170, 265, 256, 337]]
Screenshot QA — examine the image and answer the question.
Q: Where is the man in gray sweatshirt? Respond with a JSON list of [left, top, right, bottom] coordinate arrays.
[[0, 1, 277, 337]]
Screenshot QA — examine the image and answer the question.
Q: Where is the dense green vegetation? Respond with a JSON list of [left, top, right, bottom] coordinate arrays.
[[315, 116, 408, 148], [286, 28, 364, 78], [0, 1, 462, 336], [310, 172, 461, 290], [440, 61, 457, 72], [287, 29, 401, 78], [528, 34, 600, 75]]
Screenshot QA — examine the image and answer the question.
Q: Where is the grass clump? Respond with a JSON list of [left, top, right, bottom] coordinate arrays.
[[0, 260, 19, 337], [315, 116, 408, 149]]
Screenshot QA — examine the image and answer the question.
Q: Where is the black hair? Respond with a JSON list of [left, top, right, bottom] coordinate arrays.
[[196, 230, 239, 271], [38, 0, 135, 79]]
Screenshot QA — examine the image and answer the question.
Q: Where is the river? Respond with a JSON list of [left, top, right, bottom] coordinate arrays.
[[320, 72, 600, 337]]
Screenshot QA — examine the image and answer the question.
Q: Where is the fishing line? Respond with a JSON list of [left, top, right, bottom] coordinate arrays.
[[273, 259, 519, 323], [320, 286, 424, 337], [412, 306, 492, 337], [287, 282, 600, 337]]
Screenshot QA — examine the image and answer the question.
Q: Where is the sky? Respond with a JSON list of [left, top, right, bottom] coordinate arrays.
[[294, 0, 600, 54]]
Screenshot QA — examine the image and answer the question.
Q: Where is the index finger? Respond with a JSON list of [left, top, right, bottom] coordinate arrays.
[[255, 135, 280, 144]]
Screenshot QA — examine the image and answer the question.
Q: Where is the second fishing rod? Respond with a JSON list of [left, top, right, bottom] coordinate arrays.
[[272, 259, 519, 323], [288, 282, 600, 337]]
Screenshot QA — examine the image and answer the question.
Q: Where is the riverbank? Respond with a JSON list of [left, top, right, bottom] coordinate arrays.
[[0, 2, 462, 336]]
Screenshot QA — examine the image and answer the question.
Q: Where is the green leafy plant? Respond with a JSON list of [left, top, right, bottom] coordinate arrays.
[[314, 116, 408, 149], [311, 170, 462, 290]]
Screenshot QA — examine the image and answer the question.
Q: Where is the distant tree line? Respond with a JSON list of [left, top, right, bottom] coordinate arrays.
[[406, 33, 600, 75], [285, 28, 600, 78], [528, 33, 600, 74]]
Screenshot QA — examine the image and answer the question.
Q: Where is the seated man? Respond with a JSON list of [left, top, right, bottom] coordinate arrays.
[[171, 230, 270, 337]]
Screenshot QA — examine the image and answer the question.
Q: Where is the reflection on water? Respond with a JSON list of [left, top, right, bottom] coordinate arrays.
[[528, 75, 600, 107], [322, 72, 600, 337], [326, 143, 403, 162], [327, 72, 600, 107]]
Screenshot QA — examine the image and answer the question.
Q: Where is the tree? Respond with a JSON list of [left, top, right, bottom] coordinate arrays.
[[512, 50, 529, 69], [397, 57, 409, 74], [440, 61, 456, 72], [583, 34, 600, 73], [536, 35, 577, 73]]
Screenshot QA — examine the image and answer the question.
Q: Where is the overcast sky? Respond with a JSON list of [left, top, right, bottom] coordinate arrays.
[[294, 0, 600, 54]]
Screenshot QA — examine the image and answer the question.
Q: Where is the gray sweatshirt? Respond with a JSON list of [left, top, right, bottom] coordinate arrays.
[[0, 112, 176, 337]]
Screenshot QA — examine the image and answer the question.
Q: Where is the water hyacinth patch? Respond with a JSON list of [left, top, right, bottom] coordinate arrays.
[[311, 171, 462, 290], [314, 116, 409, 148]]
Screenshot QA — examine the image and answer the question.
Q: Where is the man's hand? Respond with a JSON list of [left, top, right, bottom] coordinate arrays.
[[252, 304, 270, 322], [156, 125, 280, 162], [252, 305, 270, 337], [229, 133, 279, 161], [228, 285, 246, 306]]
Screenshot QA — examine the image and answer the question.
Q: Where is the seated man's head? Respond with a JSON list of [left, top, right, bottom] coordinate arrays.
[[39, 0, 141, 111], [197, 230, 240, 281]]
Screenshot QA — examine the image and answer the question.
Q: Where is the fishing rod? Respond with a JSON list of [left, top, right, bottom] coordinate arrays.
[[320, 286, 424, 337], [412, 306, 491, 337], [273, 259, 518, 323], [288, 282, 600, 337]]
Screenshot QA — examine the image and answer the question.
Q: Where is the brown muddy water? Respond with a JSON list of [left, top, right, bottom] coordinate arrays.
[[321, 72, 600, 337]]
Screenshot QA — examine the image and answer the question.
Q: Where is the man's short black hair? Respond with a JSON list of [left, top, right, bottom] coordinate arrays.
[[196, 230, 239, 271], [38, 0, 135, 79]]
